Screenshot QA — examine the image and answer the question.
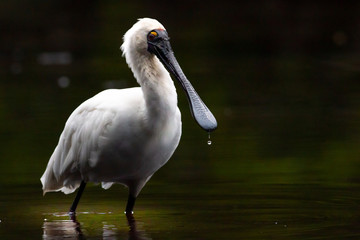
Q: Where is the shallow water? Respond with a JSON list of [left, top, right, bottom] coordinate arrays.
[[1, 179, 360, 239], [2, 1, 360, 239]]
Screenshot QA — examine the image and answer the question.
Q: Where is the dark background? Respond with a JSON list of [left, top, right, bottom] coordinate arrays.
[[1, 1, 360, 239]]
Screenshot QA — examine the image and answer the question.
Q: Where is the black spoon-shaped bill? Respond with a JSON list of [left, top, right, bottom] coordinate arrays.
[[147, 30, 217, 132]]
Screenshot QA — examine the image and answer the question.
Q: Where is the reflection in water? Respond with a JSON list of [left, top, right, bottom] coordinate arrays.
[[42, 219, 83, 239], [126, 214, 152, 240], [42, 214, 151, 240]]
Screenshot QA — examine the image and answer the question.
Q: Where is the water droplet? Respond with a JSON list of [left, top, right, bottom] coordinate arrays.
[[207, 132, 212, 146]]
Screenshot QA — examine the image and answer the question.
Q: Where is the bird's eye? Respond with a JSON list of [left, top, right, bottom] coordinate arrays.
[[147, 31, 158, 41]]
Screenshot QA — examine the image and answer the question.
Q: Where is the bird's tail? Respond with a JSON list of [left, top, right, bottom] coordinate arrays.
[[40, 150, 81, 195], [40, 167, 81, 195]]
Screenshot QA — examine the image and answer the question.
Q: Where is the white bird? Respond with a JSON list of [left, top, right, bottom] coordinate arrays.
[[40, 18, 217, 216]]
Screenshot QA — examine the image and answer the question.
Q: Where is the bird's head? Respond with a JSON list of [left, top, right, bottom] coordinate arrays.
[[121, 18, 166, 57], [121, 18, 217, 132]]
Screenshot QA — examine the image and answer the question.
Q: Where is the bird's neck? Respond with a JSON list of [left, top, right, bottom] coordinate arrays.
[[129, 54, 178, 121]]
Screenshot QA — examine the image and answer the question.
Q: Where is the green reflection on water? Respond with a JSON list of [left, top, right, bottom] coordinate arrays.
[[1, 181, 360, 239]]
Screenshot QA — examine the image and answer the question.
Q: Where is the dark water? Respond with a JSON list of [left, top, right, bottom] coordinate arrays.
[[1, 177, 360, 239], [2, 1, 360, 239]]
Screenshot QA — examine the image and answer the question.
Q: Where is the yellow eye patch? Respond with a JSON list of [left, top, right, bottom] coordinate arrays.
[[148, 31, 158, 41]]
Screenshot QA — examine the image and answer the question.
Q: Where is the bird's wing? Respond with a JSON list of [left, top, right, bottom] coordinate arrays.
[[42, 88, 143, 192]]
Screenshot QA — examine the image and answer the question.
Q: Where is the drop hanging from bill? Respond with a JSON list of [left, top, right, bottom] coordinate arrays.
[[207, 132, 212, 146]]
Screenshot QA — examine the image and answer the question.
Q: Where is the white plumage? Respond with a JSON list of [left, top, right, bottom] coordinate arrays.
[[41, 18, 216, 214]]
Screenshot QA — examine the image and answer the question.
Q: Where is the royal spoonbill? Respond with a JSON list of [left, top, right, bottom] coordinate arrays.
[[40, 18, 217, 216]]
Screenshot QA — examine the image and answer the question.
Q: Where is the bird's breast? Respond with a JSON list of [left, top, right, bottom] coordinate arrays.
[[88, 107, 182, 183]]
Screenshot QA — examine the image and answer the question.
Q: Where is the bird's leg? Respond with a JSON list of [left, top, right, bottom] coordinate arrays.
[[69, 181, 87, 217], [125, 194, 136, 216]]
